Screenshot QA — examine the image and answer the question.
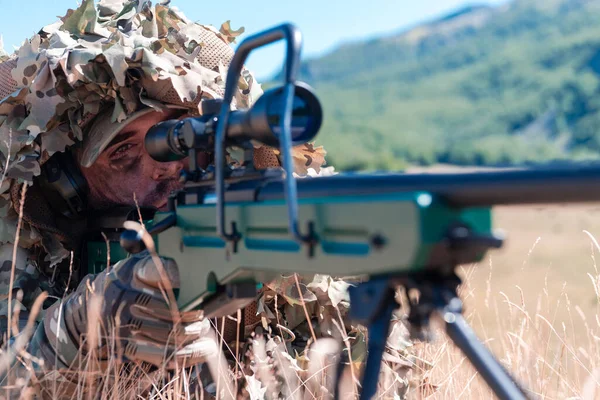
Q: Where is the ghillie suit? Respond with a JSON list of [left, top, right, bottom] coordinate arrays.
[[0, 1, 414, 398]]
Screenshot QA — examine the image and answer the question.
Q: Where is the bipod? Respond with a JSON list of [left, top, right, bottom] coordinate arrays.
[[337, 272, 531, 400]]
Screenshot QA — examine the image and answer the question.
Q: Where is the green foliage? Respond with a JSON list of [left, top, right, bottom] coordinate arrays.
[[286, 0, 600, 171]]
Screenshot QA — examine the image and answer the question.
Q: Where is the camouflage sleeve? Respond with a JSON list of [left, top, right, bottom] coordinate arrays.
[[0, 242, 50, 396], [0, 240, 98, 399], [0, 242, 44, 345]]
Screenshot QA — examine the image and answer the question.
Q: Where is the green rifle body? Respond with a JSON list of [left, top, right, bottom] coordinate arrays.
[[150, 191, 491, 311]]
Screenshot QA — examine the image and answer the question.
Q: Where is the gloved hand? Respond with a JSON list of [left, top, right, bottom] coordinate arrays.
[[40, 249, 209, 370]]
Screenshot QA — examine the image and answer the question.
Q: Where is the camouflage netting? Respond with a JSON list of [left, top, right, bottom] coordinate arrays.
[[0, 0, 266, 182]]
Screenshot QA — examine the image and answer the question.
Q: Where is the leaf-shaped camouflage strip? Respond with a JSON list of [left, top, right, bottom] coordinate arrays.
[[60, 0, 110, 38], [12, 35, 44, 89], [292, 142, 327, 175], [155, 5, 185, 38], [266, 275, 318, 306], [219, 20, 245, 44], [40, 124, 74, 158], [0, 36, 9, 63], [19, 63, 64, 136]]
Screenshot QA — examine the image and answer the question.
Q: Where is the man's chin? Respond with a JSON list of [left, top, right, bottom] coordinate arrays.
[[150, 181, 184, 212]]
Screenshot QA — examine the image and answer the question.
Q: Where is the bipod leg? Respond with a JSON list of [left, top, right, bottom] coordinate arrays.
[[343, 278, 398, 400], [440, 296, 529, 400]]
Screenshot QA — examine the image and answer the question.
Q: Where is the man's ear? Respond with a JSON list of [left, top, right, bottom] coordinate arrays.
[[38, 150, 89, 219]]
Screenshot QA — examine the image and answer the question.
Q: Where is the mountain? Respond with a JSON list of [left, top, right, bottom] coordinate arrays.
[[283, 0, 600, 171]]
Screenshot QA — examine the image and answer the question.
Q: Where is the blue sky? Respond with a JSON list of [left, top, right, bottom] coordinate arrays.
[[0, 0, 509, 80]]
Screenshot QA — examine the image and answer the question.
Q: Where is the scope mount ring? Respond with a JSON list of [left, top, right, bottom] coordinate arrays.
[[213, 23, 317, 251]]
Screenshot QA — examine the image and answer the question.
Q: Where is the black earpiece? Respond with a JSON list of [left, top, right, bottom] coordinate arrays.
[[38, 150, 89, 219]]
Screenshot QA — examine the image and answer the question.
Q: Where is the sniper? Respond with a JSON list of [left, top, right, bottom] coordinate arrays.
[[0, 1, 412, 399]]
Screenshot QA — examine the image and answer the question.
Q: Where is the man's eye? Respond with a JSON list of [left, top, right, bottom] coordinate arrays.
[[111, 143, 135, 159]]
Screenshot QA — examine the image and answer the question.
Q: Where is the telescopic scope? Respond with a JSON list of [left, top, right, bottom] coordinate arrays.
[[145, 82, 323, 162]]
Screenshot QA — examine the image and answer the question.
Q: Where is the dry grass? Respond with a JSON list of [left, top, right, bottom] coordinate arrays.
[[406, 203, 600, 399], [2, 203, 600, 399]]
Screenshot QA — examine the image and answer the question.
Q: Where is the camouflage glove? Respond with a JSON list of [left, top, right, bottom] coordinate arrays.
[[37, 251, 208, 370]]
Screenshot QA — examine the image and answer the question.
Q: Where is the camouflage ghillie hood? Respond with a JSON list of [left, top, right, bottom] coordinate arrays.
[[0, 0, 261, 182], [0, 0, 330, 265]]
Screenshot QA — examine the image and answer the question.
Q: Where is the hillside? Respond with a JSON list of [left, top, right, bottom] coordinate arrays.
[[288, 0, 600, 171]]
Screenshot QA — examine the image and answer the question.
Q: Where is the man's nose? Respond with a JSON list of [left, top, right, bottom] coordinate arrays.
[[151, 158, 186, 181]]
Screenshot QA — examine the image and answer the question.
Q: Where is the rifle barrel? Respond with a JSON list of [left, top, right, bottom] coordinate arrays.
[[255, 164, 600, 207]]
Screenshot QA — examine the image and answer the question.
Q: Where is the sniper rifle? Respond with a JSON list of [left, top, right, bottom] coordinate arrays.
[[85, 23, 600, 400]]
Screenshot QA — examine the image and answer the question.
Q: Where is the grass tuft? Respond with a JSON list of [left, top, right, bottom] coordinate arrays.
[[2, 204, 600, 398]]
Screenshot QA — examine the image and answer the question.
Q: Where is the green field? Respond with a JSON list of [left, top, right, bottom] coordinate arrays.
[[278, 0, 600, 172]]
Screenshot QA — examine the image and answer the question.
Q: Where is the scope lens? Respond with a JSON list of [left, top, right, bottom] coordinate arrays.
[[266, 86, 321, 143]]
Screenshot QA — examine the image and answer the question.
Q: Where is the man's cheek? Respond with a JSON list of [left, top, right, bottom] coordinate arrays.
[[127, 179, 155, 204]]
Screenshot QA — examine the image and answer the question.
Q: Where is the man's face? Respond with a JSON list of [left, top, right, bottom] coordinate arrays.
[[80, 109, 195, 212]]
